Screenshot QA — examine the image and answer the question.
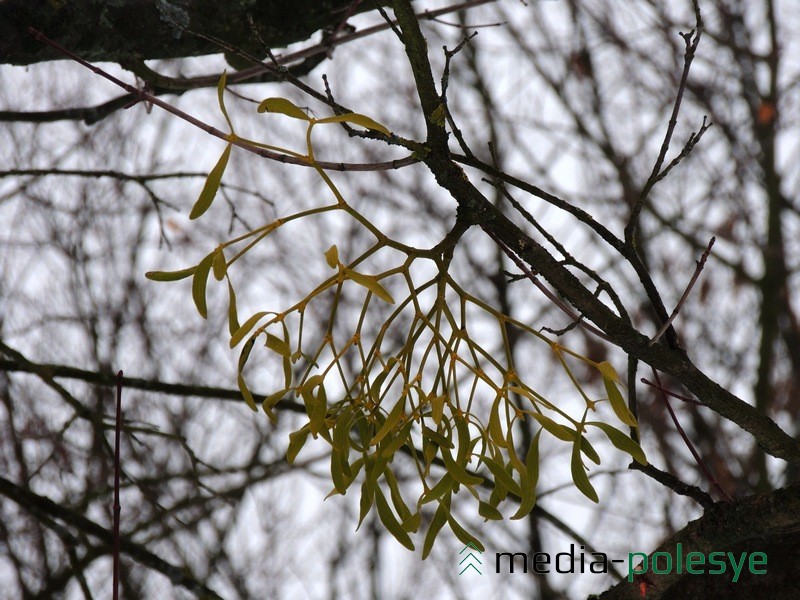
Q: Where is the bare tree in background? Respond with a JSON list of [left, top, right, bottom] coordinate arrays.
[[2, 2, 800, 599]]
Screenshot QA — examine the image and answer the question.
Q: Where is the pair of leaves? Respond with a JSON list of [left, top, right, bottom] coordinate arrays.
[[326, 245, 395, 304], [144, 249, 220, 321], [258, 97, 391, 136]]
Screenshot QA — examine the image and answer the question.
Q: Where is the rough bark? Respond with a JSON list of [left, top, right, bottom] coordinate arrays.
[[1, 0, 374, 66], [596, 483, 800, 600]]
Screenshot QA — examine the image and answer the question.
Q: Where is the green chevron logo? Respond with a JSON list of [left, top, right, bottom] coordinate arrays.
[[459, 542, 483, 575]]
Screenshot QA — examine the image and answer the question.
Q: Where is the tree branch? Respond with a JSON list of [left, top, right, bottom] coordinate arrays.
[[386, 2, 800, 465], [598, 482, 800, 599], [0, 474, 223, 600], [0, 357, 304, 415]]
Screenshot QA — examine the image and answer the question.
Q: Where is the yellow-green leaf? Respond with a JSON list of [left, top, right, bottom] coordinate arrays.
[[370, 397, 405, 445], [422, 426, 454, 449], [597, 361, 638, 427], [368, 368, 390, 404], [401, 511, 421, 533], [217, 71, 233, 132], [505, 427, 525, 475], [606, 379, 638, 426], [212, 247, 226, 281], [237, 374, 257, 412], [478, 501, 503, 521], [525, 429, 541, 490], [454, 415, 472, 462], [488, 393, 507, 448], [581, 435, 601, 465], [356, 478, 376, 530], [488, 479, 508, 507], [440, 444, 483, 487], [588, 421, 648, 465], [375, 487, 415, 551], [309, 383, 328, 437], [430, 394, 446, 425], [330, 449, 350, 494], [345, 268, 394, 304], [189, 143, 232, 220], [381, 419, 414, 455], [384, 466, 412, 522], [265, 333, 291, 356], [529, 413, 575, 442], [510, 473, 537, 520], [571, 440, 599, 503], [226, 280, 239, 336], [510, 432, 540, 519], [349, 455, 365, 480], [596, 361, 619, 381], [324, 244, 339, 268], [332, 406, 353, 452], [192, 253, 215, 319], [422, 502, 449, 559], [315, 112, 391, 135], [286, 426, 310, 464], [257, 97, 310, 120], [300, 374, 325, 394], [446, 514, 484, 551], [282, 355, 292, 391], [230, 311, 271, 347], [480, 455, 521, 498], [420, 473, 455, 505], [145, 266, 196, 281], [262, 388, 288, 414]]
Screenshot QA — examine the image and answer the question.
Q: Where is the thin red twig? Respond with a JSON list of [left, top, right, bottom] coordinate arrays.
[[113, 370, 123, 600], [650, 236, 715, 345], [641, 377, 703, 405], [651, 369, 732, 501]]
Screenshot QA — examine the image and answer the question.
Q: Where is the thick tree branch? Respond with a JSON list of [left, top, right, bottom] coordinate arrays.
[[388, 2, 800, 465], [1, 0, 380, 66], [597, 482, 800, 599]]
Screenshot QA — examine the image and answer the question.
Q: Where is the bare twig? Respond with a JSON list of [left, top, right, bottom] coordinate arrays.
[[651, 115, 713, 185], [0, 168, 204, 179], [112, 371, 122, 600], [649, 237, 714, 345], [625, 0, 704, 245], [372, 0, 404, 39], [454, 152, 626, 253], [483, 228, 612, 342], [441, 32, 479, 157], [641, 377, 703, 405], [650, 236, 715, 345], [650, 369, 733, 501]]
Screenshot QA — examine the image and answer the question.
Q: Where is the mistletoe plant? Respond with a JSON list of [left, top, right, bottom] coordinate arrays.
[[147, 72, 646, 556]]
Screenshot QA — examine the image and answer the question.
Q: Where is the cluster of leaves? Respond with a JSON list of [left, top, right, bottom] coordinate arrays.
[[147, 74, 646, 556]]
